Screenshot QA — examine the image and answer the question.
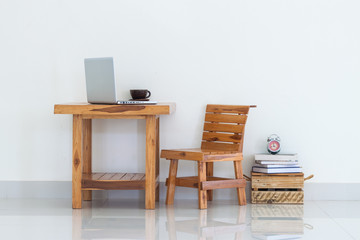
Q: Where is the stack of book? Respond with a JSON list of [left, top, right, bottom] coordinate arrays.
[[252, 154, 302, 174]]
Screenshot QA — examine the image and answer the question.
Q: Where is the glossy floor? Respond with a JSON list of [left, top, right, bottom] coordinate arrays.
[[0, 199, 359, 240]]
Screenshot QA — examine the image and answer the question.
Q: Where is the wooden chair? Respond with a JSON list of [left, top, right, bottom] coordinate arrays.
[[161, 104, 255, 209]]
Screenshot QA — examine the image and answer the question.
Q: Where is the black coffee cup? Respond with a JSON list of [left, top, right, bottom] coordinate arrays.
[[130, 89, 151, 100]]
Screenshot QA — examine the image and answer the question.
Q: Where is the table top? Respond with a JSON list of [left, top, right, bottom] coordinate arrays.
[[54, 102, 175, 116]]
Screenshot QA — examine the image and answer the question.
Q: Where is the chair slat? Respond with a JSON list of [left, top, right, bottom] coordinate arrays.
[[202, 132, 242, 143], [205, 113, 247, 124], [201, 141, 240, 151], [206, 105, 250, 114], [203, 123, 244, 133]]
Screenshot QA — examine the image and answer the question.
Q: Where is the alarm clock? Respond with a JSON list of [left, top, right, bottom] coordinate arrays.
[[267, 134, 281, 154]]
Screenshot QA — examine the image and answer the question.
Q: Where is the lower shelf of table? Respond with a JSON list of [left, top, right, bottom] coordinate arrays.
[[82, 172, 150, 190]]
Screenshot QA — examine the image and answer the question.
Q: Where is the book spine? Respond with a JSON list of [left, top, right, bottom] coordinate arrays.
[[252, 166, 302, 174], [255, 160, 298, 165], [254, 164, 300, 168], [254, 154, 298, 161]]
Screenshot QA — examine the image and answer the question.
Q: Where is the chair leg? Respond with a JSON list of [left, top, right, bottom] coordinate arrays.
[[206, 162, 213, 201], [166, 159, 178, 205], [198, 162, 207, 209], [234, 160, 246, 205]]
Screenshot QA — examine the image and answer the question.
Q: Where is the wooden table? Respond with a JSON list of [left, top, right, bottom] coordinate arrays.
[[54, 102, 175, 209]]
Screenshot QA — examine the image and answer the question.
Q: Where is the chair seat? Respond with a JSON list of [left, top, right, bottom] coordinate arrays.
[[161, 148, 243, 162]]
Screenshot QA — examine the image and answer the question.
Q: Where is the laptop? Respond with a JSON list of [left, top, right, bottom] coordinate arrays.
[[84, 57, 157, 105]]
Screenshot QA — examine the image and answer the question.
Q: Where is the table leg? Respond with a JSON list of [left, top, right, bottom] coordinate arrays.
[[82, 119, 92, 201], [72, 114, 83, 209], [146, 115, 156, 209], [155, 117, 160, 202]]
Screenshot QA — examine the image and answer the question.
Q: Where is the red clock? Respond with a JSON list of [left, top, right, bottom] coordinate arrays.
[[267, 134, 281, 154]]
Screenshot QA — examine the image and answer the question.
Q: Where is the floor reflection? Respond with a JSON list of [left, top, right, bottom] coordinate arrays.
[[71, 201, 314, 240], [250, 204, 312, 240], [2, 199, 359, 240], [72, 202, 157, 240], [165, 205, 247, 240]]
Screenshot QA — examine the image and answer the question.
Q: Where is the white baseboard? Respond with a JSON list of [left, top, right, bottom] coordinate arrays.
[[0, 181, 359, 201]]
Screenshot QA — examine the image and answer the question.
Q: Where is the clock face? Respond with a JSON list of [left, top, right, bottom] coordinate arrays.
[[268, 140, 280, 153]]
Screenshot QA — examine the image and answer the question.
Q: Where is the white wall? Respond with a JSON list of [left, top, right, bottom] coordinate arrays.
[[1, 0, 359, 184]]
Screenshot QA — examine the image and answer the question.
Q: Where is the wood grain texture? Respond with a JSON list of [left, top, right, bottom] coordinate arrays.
[[82, 172, 146, 190], [99, 173, 117, 180], [162, 148, 242, 162], [166, 159, 178, 205], [84, 173, 118, 181], [165, 176, 233, 189], [119, 173, 135, 180], [146, 115, 156, 210], [252, 174, 304, 189], [82, 119, 92, 201], [205, 113, 247, 124], [166, 176, 198, 188], [72, 114, 83, 209], [161, 148, 204, 161], [203, 123, 244, 133], [156, 117, 160, 202], [201, 179, 246, 190], [54, 102, 175, 116], [238, 124, 245, 153], [251, 190, 304, 204], [132, 173, 145, 180], [206, 105, 250, 114], [198, 162, 207, 209], [81, 115, 146, 119], [204, 153, 242, 162], [234, 161, 246, 205], [111, 173, 127, 180], [202, 132, 242, 143], [206, 162, 213, 201], [201, 141, 240, 151], [91, 173, 106, 180]]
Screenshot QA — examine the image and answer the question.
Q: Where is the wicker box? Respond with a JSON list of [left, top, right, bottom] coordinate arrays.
[[251, 172, 304, 204]]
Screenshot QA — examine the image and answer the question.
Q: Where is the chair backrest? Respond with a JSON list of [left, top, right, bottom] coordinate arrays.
[[201, 104, 251, 152]]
